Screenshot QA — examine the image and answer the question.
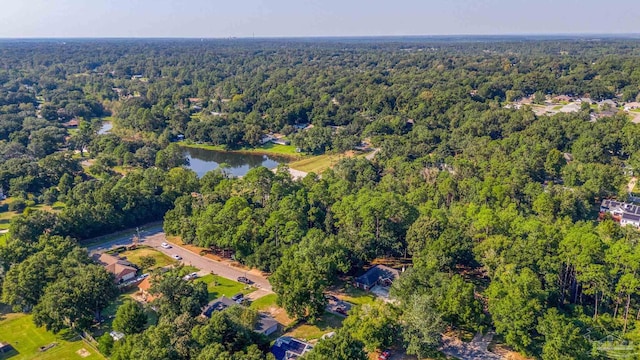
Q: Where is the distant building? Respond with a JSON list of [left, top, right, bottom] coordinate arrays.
[[62, 118, 79, 128], [109, 331, 125, 341], [624, 102, 640, 111], [553, 95, 573, 103]]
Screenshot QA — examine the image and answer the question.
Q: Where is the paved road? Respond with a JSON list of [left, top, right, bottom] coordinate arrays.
[[85, 226, 273, 293]]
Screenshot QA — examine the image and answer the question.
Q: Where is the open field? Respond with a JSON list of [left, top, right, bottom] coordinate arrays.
[[118, 246, 176, 271], [0, 198, 65, 231], [182, 142, 301, 158], [0, 312, 105, 360], [195, 274, 256, 301]]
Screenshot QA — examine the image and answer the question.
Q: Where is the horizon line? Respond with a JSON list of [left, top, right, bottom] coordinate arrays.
[[1, 33, 640, 40]]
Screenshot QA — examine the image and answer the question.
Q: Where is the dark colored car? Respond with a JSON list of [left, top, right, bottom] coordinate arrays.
[[231, 293, 244, 302], [335, 305, 348, 315], [237, 276, 253, 284]]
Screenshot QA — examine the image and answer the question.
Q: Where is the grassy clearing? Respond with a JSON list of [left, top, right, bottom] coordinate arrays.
[[249, 294, 278, 311], [0, 233, 9, 246], [0, 312, 105, 360], [552, 105, 563, 110], [0, 199, 65, 232], [288, 150, 367, 174], [195, 274, 256, 301], [289, 153, 359, 173], [181, 142, 301, 158], [118, 246, 176, 271], [285, 312, 344, 341], [338, 284, 377, 306]]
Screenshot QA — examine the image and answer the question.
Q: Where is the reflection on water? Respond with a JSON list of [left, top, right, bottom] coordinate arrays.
[[184, 147, 287, 177], [98, 122, 112, 134]]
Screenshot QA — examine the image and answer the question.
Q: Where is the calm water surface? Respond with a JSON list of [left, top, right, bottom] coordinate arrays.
[[184, 147, 287, 177], [98, 122, 113, 134]]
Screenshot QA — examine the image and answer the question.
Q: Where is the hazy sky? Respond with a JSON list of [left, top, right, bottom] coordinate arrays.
[[0, 0, 637, 38]]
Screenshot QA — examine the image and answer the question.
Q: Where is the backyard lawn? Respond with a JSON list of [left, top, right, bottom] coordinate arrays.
[[336, 284, 377, 306], [284, 312, 345, 341], [195, 274, 256, 301], [0, 312, 105, 360], [118, 246, 176, 271]]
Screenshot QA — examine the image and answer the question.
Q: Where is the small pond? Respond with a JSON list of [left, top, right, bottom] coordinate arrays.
[[183, 146, 287, 177], [98, 121, 113, 134]]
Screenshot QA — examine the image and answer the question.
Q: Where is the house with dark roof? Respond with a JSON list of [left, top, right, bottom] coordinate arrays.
[[93, 253, 138, 283], [201, 296, 279, 336], [600, 199, 640, 228], [271, 336, 313, 360], [255, 313, 279, 336], [354, 264, 400, 291], [201, 296, 237, 318]]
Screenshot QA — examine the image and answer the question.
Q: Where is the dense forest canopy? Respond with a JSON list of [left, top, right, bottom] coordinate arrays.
[[2, 37, 640, 359]]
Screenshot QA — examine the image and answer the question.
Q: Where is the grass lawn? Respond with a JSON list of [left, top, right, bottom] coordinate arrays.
[[182, 142, 301, 158], [0, 233, 8, 246], [97, 289, 157, 338], [118, 246, 176, 271], [0, 199, 65, 233], [552, 105, 563, 110], [289, 153, 355, 174], [249, 294, 278, 311], [285, 312, 345, 341], [0, 312, 105, 360], [338, 284, 377, 306], [252, 142, 299, 155], [195, 274, 256, 301]]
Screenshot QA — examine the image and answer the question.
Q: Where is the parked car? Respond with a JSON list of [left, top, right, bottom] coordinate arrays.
[[335, 305, 348, 315], [231, 293, 244, 303], [172, 254, 182, 260], [161, 242, 171, 249], [237, 276, 253, 284], [378, 350, 391, 360], [183, 272, 199, 281]]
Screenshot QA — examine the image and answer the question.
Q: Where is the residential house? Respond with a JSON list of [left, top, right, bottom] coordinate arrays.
[[137, 277, 159, 302], [600, 199, 640, 228], [201, 296, 236, 318], [260, 134, 275, 144], [621, 213, 640, 228], [201, 296, 279, 336], [62, 118, 79, 128], [93, 253, 138, 283], [624, 102, 640, 111], [255, 314, 279, 336], [553, 95, 573, 103], [271, 134, 290, 146], [271, 336, 313, 360], [354, 264, 400, 291]]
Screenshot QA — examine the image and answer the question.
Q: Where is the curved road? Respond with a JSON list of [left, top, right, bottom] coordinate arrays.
[[85, 226, 273, 293]]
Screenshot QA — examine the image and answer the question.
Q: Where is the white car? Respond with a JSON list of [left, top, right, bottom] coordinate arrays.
[[161, 242, 171, 249], [172, 254, 182, 260]]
